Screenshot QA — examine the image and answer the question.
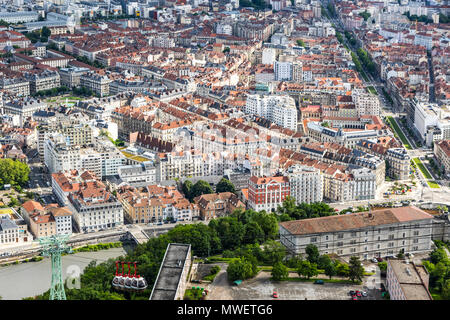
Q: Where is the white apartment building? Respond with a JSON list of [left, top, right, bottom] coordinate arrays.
[[262, 48, 276, 65], [0, 216, 20, 245], [287, 164, 323, 204], [274, 60, 292, 81], [352, 91, 381, 116], [118, 162, 157, 187], [414, 103, 440, 140], [44, 134, 125, 179], [245, 94, 298, 130], [68, 184, 123, 233], [279, 206, 434, 260]]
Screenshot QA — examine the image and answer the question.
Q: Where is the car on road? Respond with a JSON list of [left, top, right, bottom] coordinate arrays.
[[355, 291, 362, 297], [371, 258, 378, 263], [272, 291, 278, 298], [351, 295, 358, 300], [314, 280, 324, 285], [362, 292, 368, 297], [349, 290, 355, 296], [376, 257, 383, 262]]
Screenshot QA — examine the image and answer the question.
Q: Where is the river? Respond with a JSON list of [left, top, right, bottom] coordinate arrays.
[[0, 246, 132, 300]]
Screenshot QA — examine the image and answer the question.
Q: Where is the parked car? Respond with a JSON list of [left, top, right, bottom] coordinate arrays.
[[349, 290, 356, 296], [272, 291, 278, 298], [314, 280, 324, 285], [376, 257, 383, 262], [371, 258, 378, 263], [356, 291, 362, 297], [352, 296, 358, 300], [362, 292, 368, 297]]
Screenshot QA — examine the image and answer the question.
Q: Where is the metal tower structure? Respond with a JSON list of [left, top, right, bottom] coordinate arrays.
[[39, 235, 72, 300]]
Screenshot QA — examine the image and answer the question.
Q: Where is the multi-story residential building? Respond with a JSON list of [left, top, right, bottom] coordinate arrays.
[[279, 206, 434, 260], [66, 174, 123, 232], [117, 185, 195, 223], [44, 134, 124, 179], [3, 97, 47, 126], [25, 70, 61, 94], [247, 176, 290, 212], [386, 258, 432, 300], [0, 78, 30, 97], [356, 140, 411, 180], [117, 162, 157, 188], [274, 60, 292, 81], [245, 94, 298, 131], [352, 90, 381, 116], [21, 200, 72, 237], [58, 67, 90, 88], [156, 150, 205, 182], [80, 72, 112, 97], [434, 140, 450, 177], [286, 164, 323, 204], [0, 215, 20, 245], [194, 192, 245, 220]]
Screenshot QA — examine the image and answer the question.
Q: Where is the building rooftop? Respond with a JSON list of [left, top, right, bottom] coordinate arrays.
[[150, 243, 191, 300], [388, 259, 432, 300], [280, 206, 433, 235]]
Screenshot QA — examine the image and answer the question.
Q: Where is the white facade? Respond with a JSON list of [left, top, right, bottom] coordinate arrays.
[[287, 164, 323, 204], [245, 94, 298, 130], [262, 48, 276, 65], [274, 60, 292, 81], [279, 207, 434, 260]]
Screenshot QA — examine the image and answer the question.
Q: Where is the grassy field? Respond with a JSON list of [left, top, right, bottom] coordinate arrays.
[[427, 181, 440, 189], [386, 116, 412, 150], [367, 86, 378, 95], [412, 158, 432, 179]]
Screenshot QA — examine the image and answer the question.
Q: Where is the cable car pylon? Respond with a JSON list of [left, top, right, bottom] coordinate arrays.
[[38, 234, 71, 300]]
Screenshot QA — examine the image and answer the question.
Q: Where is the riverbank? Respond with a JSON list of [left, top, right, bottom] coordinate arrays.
[[0, 246, 130, 300]]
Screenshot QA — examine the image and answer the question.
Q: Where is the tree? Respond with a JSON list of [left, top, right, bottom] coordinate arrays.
[[318, 254, 333, 270], [261, 240, 287, 265], [182, 180, 193, 200], [324, 261, 337, 279], [378, 261, 387, 272], [296, 39, 305, 47], [297, 260, 319, 279], [216, 178, 235, 194], [348, 256, 365, 283], [272, 261, 289, 281], [227, 257, 257, 281], [191, 180, 214, 199], [0, 159, 30, 188], [41, 26, 51, 39], [442, 279, 450, 300], [305, 244, 320, 265], [430, 248, 448, 265], [243, 220, 265, 244], [335, 261, 350, 276]]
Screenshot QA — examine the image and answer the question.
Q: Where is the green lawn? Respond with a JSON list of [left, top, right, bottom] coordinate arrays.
[[367, 86, 378, 95], [387, 116, 412, 150], [412, 158, 433, 179], [427, 181, 440, 189]]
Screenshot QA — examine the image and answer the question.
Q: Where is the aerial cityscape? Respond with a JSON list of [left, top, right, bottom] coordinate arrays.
[[0, 0, 448, 305]]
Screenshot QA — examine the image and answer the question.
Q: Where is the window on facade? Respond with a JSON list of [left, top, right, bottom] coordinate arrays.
[[414, 231, 419, 236], [338, 234, 344, 239], [310, 237, 317, 243]]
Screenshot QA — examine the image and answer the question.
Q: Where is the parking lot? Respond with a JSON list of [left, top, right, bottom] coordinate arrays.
[[207, 270, 383, 301]]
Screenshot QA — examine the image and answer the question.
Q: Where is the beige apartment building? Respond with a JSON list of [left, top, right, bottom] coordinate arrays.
[[279, 206, 434, 260]]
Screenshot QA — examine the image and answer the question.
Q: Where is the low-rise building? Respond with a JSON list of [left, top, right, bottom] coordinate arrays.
[[194, 192, 245, 221], [279, 206, 434, 260]]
